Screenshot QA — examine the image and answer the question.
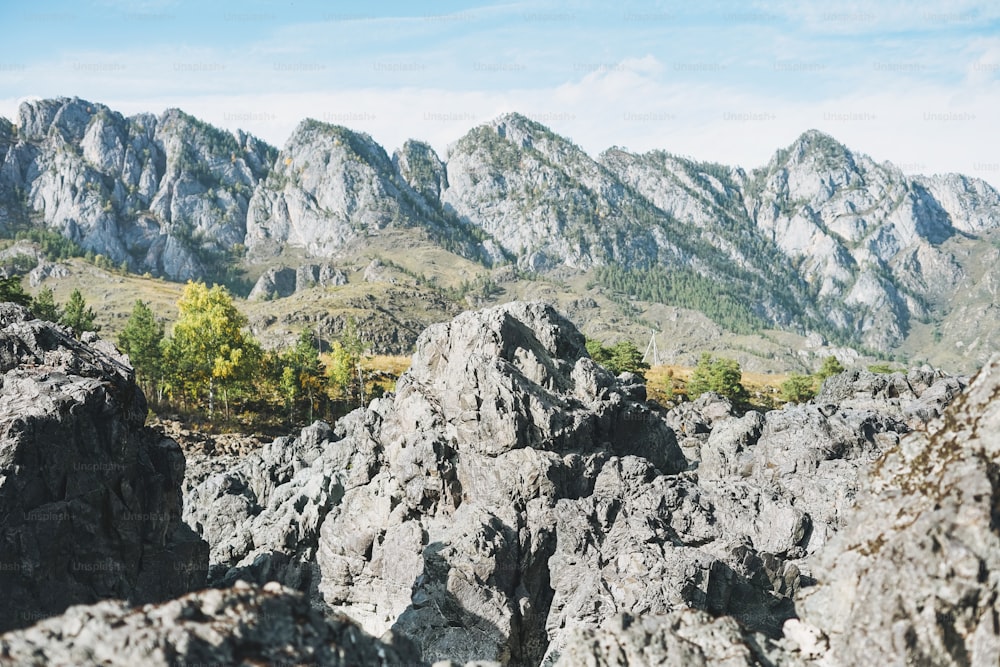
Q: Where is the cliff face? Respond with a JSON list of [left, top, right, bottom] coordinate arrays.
[[244, 119, 502, 265], [0, 98, 274, 280], [0, 304, 207, 633]]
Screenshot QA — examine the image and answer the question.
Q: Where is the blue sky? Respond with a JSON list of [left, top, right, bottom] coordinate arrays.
[[2, 0, 999, 186]]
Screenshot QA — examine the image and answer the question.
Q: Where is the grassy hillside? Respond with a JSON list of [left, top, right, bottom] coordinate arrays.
[[7, 229, 914, 376]]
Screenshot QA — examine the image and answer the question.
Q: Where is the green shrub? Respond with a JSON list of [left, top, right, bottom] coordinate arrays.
[[585, 338, 650, 378], [815, 355, 845, 380], [687, 353, 747, 403], [781, 373, 817, 403]]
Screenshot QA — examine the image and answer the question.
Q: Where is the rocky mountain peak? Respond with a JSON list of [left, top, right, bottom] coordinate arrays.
[[3, 99, 1000, 365], [489, 111, 546, 149], [787, 128, 851, 161], [0, 97, 277, 281], [16, 97, 110, 144], [244, 117, 417, 258], [757, 129, 867, 194], [393, 139, 447, 201]]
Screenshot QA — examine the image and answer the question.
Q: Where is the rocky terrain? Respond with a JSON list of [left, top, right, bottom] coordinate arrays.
[[2, 299, 999, 666], [3, 98, 999, 371], [0, 581, 418, 666]]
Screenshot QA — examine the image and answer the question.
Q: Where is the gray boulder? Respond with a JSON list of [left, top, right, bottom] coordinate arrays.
[[816, 367, 965, 427], [542, 365, 967, 664], [184, 301, 685, 666], [318, 301, 685, 665], [182, 420, 342, 596], [248, 263, 348, 300], [550, 610, 803, 667], [248, 265, 298, 300], [297, 262, 348, 289], [0, 581, 422, 666], [543, 455, 801, 664], [793, 355, 1000, 666], [0, 304, 207, 632]]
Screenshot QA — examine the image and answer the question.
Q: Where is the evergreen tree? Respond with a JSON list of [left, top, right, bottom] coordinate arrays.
[[60, 288, 99, 337], [815, 355, 845, 380], [0, 276, 31, 307], [586, 338, 612, 366], [118, 300, 165, 400], [30, 287, 61, 322], [608, 340, 650, 378], [687, 353, 748, 403], [781, 373, 816, 403], [585, 338, 649, 377]]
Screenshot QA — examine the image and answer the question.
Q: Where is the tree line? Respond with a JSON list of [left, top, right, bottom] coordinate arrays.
[[591, 264, 768, 335], [0, 273, 868, 431], [121, 282, 373, 428], [1, 278, 374, 431]]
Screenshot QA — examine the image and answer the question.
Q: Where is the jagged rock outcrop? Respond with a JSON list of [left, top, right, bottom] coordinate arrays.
[[363, 257, 395, 283], [316, 302, 683, 665], [249, 265, 297, 300], [179, 299, 971, 666], [244, 119, 497, 264], [182, 420, 342, 595], [394, 139, 448, 202], [791, 355, 1000, 666], [4, 294, 988, 665], [0, 304, 207, 633], [745, 130, 1000, 350], [0, 581, 421, 667], [247, 262, 347, 300], [549, 610, 801, 667], [540, 363, 966, 664], [0, 97, 274, 280], [182, 301, 684, 665], [814, 366, 966, 426], [178, 299, 984, 665], [297, 262, 348, 289]]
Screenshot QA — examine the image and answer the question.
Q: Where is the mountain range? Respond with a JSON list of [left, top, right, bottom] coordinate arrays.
[[1, 97, 998, 371]]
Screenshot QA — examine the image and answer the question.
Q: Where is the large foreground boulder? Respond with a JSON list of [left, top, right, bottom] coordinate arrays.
[[0, 304, 207, 632], [0, 581, 420, 666], [318, 302, 688, 665], [184, 301, 685, 665]]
